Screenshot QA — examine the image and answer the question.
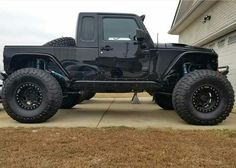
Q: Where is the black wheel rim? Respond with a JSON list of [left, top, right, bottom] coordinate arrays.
[[15, 83, 43, 110], [192, 85, 220, 113]]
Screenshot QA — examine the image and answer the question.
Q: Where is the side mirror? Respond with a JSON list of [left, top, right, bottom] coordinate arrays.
[[136, 29, 146, 41]]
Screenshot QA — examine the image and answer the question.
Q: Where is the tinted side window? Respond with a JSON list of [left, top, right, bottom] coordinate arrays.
[[80, 16, 95, 41], [103, 18, 139, 41]]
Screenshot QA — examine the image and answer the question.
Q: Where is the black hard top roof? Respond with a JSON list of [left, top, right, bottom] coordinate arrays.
[[79, 12, 139, 17]]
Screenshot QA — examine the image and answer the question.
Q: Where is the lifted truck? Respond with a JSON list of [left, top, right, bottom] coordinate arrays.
[[1, 12, 235, 125]]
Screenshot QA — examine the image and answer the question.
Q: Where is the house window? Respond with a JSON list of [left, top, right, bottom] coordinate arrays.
[[228, 34, 236, 45]]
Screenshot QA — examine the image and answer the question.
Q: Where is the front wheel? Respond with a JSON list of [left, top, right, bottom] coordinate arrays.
[[2, 68, 63, 123], [172, 70, 234, 125]]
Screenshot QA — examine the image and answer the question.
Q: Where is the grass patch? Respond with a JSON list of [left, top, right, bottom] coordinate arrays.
[[0, 127, 236, 168]]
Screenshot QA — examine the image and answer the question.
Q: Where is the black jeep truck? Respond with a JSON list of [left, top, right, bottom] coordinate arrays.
[[1, 12, 234, 125]]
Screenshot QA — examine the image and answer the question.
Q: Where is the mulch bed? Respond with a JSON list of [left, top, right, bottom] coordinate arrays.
[[0, 127, 236, 168]]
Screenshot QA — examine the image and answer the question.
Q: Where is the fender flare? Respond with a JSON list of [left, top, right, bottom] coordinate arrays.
[[9, 53, 70, 78], [162, 50, 218, 79]]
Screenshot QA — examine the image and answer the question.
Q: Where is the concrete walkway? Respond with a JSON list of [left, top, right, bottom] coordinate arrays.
[[0, 97, 236, 130]]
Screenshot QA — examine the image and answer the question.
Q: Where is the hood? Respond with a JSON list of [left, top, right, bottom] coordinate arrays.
[[157, 43, 212, 52]]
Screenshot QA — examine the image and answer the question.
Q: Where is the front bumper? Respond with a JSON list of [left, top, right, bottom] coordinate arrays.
[[218, 66, 229, 75]]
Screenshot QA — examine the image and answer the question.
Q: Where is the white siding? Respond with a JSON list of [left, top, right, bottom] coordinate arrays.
[[175, 0, 195, 24], [179, 0, 236, 45], [203, 31, 236, 97]]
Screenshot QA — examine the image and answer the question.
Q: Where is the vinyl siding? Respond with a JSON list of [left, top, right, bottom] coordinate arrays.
[[179, 0, 236, 45], [175, 0, 195, 24]]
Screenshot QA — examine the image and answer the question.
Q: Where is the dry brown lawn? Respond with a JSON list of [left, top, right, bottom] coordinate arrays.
[[0, 127, 236, 168]]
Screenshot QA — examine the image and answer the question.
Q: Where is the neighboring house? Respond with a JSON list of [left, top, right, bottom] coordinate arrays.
[[169, 0, 236, 94]]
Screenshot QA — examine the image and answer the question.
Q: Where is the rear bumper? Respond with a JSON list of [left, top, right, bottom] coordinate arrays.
[[0, 72, 6, 102], [218, 66, 229, 75], [0, 84, 2, 102]]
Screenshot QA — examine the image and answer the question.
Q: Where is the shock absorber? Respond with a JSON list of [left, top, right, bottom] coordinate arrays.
[[36, 59, 46, 70], [182, 63, 188, 75]]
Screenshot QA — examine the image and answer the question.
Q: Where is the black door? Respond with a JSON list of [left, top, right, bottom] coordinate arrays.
[[98, 15, 151, 79]]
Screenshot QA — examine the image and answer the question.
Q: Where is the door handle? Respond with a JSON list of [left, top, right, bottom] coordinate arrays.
[[101, 45, 113, 51]]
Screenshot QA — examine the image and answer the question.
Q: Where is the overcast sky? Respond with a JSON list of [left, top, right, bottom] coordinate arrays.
[[0, 0, 179, 70]]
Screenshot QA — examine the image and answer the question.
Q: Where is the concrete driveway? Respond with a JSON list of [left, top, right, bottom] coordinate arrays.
[[0, 96, 236, 129]]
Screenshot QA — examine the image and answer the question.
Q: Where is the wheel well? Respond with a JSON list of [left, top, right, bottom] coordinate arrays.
[[10, 55, 63, 74], [174, 53, 218, 72], [162, 53, 218, 93], [9, 55, 70, 91]]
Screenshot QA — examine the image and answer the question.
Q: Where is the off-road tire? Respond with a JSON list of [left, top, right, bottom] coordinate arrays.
[[43, 37, 76, 47], [172, 70, 234, 125], [84, 92, 96, 100], [154, 94, 174, 110], [2, 68, 63, 123], [61, 94, 83, 109]]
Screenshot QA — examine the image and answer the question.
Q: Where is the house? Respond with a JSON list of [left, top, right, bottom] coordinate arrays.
[[169, 0, 236, 94]]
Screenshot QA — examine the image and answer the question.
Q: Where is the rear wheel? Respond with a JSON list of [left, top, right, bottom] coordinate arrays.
[[153, 94, 174, 110], [172, 70, 234, 125], [84, 92, 96, 100], [2, 68, 62, 123], [61, 94, 82, 109]]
